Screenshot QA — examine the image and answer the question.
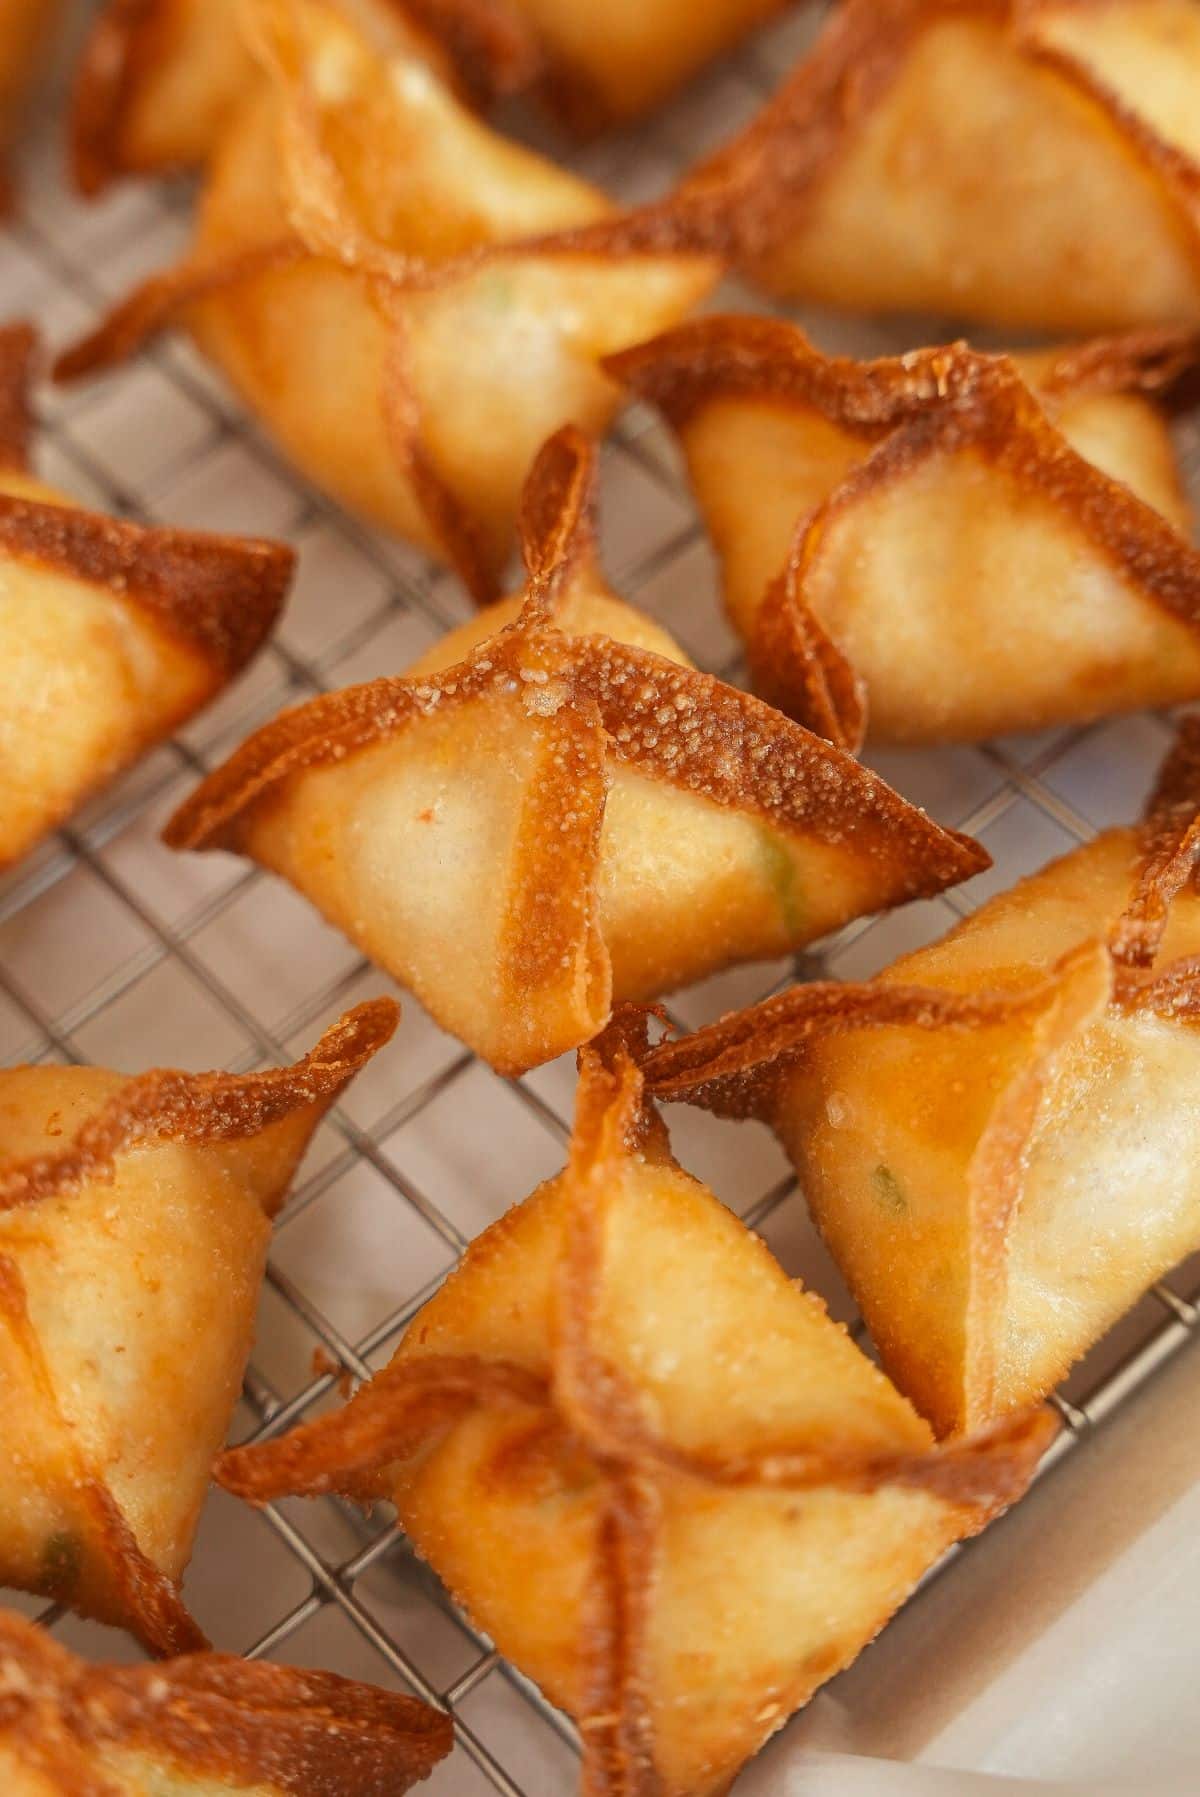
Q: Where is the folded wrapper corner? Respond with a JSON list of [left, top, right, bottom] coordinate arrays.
[[688, 0, 1200, 333], [0, 1607, 451, 1794], [58, 0, 720, 600], [70, 0, 538, 193], [645, 720, 1200, 1438], [163, 424, 987, 1075], [0, 321, 293, 872], [610, 316, 1200, 748], [216, 1013, 1054, 1797], [0, 999, 398, 1654]]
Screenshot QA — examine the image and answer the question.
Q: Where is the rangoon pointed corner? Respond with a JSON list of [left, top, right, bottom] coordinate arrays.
[[0, 323, 293, 872], [0, 1607, 452, 1794]]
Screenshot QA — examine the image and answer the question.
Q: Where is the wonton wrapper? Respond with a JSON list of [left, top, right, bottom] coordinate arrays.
[[646, 724, 1200, 1438], [0, 324, 292, 873], [691, 0, 1200, 332], [165, 428, 986, 1075], [0, 0, 65, 206], [496, 0, 792, 135], [58, 0, 719, 601], [217, 1017, 1053, 1797], [71, 0, 536, 193], [611, 317, 1200, 747], [0, 1608, 451, 1796], [0, 1000, 397, 1654]]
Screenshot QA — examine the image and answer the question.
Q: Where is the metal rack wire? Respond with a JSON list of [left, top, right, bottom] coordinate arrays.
[[5, 5, 1200, 1789]]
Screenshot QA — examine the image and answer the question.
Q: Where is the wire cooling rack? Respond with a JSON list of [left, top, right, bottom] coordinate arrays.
[[6, 5, 1200, 1791]]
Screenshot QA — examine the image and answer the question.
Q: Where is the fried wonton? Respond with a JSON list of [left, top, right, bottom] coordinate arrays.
[[611, 317, 1200, 747], [495, 0, 792, 135], [57, 0, 719, 602], [0, 0, 64, 208], [0, 1608, 451, 1796], [0, 1000, 397, 1655], [71, 0, 536, 194], [690, 0, 1200, 332], [164, 428, 986, 1075], [217, 1016, 1054, 1797], [645, 724, 1200, 1439], [0, 323, 292, 874]]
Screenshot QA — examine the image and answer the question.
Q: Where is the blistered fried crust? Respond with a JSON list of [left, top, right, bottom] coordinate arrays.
[[0, 1002, 397, 1656], [70, 0, 537, 194], [0, 322, 35, 471], [0, 1000, 398, 1215], [0, 1611, 452, 1795], [685, 0, 1200, 281], [165, 426, 984, 907], [0, 498, 294, 675], [0, 321, 293, 672], [643, 720, 1200, 1117], [609, 318, 1200, 745], [218, 1025, 1054, 1795]]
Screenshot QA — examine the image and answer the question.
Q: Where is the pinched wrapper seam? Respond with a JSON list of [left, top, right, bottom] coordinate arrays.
[[55, 0, 723, 601], [69, 0, 540, 196], [0, 321, 293, 676], [0, 1609, 452, 1795], [684, 0, 1200, 283], [608, 318, 1200, 749], [0, 1002, 397, 1655], [162, 426, 986, 1069], [216, 1019, 1055, 1797]]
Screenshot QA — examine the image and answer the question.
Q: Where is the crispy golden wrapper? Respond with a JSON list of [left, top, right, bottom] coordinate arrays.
[[645, 724, 1200, 1438], [688, 0, 1200, 332], [217, 1015, 1053, 1797], [164, 428, 986, 1075], [0, 323, 292, 873], [610, 316, 1200, 747], [0, 0, 64, 207], [495, 0, 793, 135], [57, 0, 719, 602], [0, 1608, 451, 1796], [71, 0, 537, 193], [0, 1000, 398, 1655]]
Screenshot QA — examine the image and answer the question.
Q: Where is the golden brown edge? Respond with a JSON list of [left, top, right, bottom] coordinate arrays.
[[69, 0, 180, 196], [161, 415, 987, 920], [0, 495, 296, 676], [680, 0, 1200, 281], [1021, 4, 1200, 281], [610, 318, 1200, 747], [0, 319, 35, 471], [0, 998, 399, 1214], [55, 0, 723, 600], [217, 1020, 1053, 1793], [0, 323, 294, 676], [0, 1609, 453, 1794]]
